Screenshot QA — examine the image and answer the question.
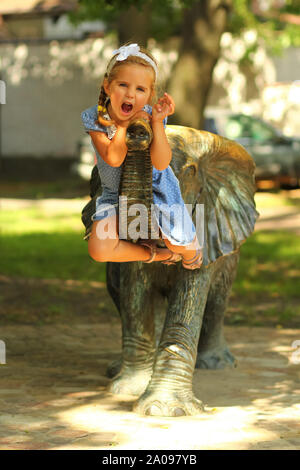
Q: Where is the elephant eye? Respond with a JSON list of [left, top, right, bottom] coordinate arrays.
[[184, 165, 196, 177]]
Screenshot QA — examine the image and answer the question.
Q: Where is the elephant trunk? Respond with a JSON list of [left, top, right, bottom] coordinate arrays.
[[119, 118, 155, 242]]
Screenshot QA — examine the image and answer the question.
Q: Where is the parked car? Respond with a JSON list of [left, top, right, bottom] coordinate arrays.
[[204, 111, 300, 189], [73, 112, 300, 189]]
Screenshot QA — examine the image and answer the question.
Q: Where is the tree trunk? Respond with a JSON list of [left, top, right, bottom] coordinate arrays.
[[167, 0, 232, 129], [117, 4, 151, 47]]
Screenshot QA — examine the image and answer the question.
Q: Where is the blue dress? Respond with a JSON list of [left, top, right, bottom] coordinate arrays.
[[81, 104, 196, 246]]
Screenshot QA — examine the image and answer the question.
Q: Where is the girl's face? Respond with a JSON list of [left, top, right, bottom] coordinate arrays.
[[104, 63, 154, 125]]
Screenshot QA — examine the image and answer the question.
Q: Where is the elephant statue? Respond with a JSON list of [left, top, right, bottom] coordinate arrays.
[[81, 121, 259, 417]]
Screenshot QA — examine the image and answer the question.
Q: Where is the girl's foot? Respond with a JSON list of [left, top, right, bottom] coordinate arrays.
[[182, 248, 203, 270], [140, 240, 157, 263], [139, 239, 176, 263], [161, 251, 182, 265]]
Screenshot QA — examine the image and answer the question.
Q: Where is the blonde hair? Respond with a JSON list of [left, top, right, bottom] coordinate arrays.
[[95, 44, 157, 127]]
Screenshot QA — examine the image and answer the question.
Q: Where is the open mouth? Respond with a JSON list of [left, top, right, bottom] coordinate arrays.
[[121, 102, 133, 114]]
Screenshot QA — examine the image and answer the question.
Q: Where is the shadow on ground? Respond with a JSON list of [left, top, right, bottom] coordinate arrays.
[[0, 320, 300, 450]]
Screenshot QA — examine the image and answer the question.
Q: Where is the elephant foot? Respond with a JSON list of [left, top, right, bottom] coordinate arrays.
[[133, 389, 204, 417], [107, 368, 152, 397], [106, 358, 122, 378], [196, 346, 237, 370]]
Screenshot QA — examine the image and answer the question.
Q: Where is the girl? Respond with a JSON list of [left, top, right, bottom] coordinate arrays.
[[81, 43, 202, 269]]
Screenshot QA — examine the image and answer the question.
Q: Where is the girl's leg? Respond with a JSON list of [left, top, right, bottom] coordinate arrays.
[[88, 215, 173, 263]]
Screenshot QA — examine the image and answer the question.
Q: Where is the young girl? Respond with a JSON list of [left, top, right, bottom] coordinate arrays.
[[81, 43, 202, 269]]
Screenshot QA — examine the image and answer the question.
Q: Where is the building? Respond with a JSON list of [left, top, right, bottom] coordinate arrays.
[[0, 0, 108, 176]]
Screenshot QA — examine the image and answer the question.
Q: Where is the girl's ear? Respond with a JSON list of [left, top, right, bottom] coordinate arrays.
[[103, 78, 110, 96]]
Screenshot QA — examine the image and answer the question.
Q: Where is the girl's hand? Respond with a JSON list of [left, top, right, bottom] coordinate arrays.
[[152, 93, 175, 123]]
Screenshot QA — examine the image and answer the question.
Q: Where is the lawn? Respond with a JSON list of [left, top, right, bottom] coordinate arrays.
[[0, 204, 104, 282], [0, 183, 299, 327]]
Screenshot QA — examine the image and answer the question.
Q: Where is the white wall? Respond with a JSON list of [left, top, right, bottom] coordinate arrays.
[[272, 47, 300, 82], [0, 37, 116, 158], [0, 37, 178, 158]]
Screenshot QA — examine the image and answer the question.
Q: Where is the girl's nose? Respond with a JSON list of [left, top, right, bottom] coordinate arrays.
[[126, 87, 134, 98]]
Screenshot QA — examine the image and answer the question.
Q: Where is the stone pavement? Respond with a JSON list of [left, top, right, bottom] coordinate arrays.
[[0, 322, 300, 450]]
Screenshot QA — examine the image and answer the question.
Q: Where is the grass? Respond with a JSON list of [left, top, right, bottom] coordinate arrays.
[[0, 182, 299, 326], [0, 205, 106, 282], [225, 230, 300, 327], [227, 190, 300, 326], [236, 231, 300, 298], [1, 213, 299, 296]]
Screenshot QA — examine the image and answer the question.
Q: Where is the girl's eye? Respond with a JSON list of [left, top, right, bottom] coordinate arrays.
[[137, 88, 145, 92], [119, 83, 127, 87]]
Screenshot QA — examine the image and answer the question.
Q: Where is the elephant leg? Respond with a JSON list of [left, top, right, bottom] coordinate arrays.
[[106, 261, 120, 312], [105, 262, 122, 378], [196, 253, 239, 369], [134, 269, 211, 417], [107, 263, 156, 397]]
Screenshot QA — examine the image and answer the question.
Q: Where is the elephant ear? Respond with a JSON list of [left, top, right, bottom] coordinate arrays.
[[167, 126, 259, 267]]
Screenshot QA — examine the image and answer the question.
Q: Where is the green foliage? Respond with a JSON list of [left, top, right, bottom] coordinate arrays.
[[148, 0, 182, 40], [229, 0, 257, 31], [70, 0, 300, 54], [229, 0, 300, 53], [68, 0, 117, 25], [69, 0, 183, 40]]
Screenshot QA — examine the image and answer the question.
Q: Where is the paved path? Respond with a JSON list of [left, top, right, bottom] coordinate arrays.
[[0, 323, 300, 450], [255, 206, 300, 235]]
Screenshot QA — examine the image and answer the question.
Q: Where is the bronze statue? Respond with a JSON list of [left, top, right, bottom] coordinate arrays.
[[81, 119, 259, 417]]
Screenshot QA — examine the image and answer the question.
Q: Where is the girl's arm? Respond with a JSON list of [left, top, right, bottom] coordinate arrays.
[[150, 121, 172, 171], [150, 93, 175, 171], [89, 125, 128, 168]]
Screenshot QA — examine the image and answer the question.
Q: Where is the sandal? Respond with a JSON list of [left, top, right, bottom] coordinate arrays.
[[139, 240, 157, 263], [162, 251, 182, 265], [182, 248, 203, 270]]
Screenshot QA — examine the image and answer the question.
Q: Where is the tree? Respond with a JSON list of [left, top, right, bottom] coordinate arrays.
[[69, 0, 300, 127], [167, 1, 232, 128]]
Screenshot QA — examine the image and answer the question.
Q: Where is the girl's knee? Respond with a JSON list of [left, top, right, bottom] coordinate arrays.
[[88, 236, 118, 262], [88, 238, 104, 262], [88, 219, 119, 262]]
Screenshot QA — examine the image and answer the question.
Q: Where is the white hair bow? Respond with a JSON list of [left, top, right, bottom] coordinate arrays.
[[108, 43, 158, 78], [112, 43, 140, 61]]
